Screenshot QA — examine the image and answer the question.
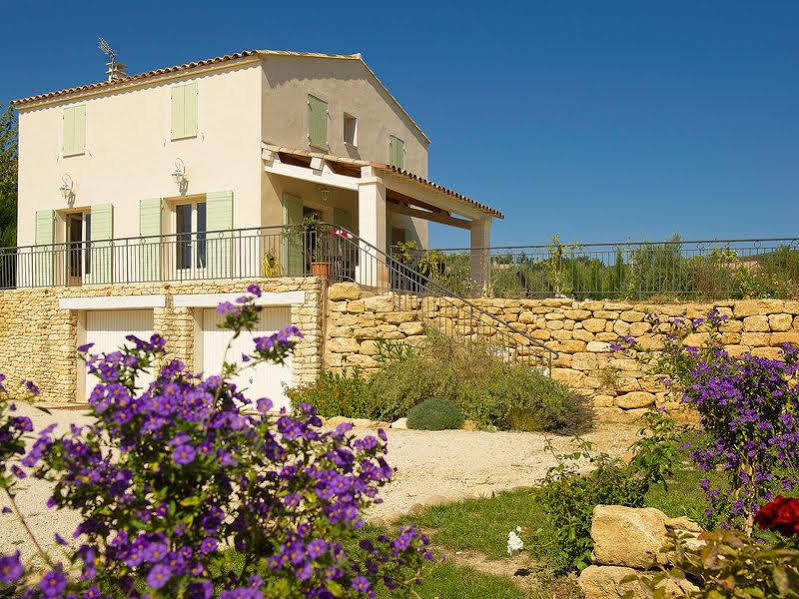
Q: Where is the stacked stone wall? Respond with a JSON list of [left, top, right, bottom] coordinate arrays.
[[0, 278, 323, 403], [325, 283, 799, 413]]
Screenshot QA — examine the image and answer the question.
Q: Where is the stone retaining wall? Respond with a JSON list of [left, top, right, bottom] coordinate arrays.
[[0, 278, 323, 403], [325, 283, 799, 413]]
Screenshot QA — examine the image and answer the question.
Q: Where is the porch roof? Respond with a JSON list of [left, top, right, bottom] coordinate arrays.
[[262, 144, 504, 220]]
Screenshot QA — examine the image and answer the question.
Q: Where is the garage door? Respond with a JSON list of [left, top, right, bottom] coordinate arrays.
[[202, 306, 293, 410], [85, 309, 155, 387]]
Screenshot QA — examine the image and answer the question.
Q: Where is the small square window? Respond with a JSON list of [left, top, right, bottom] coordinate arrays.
[[344, 114, 358, 146]]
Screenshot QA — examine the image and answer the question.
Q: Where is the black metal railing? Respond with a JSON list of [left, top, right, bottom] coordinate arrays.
[[402, 237, 799, 300], [0, 225, 361, 289]]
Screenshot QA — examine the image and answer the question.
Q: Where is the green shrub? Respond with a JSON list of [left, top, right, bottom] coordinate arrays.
[[538, 410, 684, 572], [367, 333, 593, 433], [286, 368, 374, 419], [406, 398, 464, 430]]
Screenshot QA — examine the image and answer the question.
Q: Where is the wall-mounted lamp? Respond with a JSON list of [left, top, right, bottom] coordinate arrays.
[[319, 187, 330, 202], [59, 174, 74, 206], [171, 158, 188, 193]]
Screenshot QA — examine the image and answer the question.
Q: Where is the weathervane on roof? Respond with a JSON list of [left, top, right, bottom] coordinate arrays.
[[98, 37, 128, 82]]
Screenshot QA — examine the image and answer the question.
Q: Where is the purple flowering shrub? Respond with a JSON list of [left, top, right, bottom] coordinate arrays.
[[615, 308, 799, 532], [0, 285, 433, 597]]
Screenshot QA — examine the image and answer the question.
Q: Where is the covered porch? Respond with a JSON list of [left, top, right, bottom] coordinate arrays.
[[261, 144, 503, 292]]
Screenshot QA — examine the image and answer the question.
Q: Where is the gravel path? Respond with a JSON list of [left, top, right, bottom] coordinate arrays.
[[1, 404, 638, 561]]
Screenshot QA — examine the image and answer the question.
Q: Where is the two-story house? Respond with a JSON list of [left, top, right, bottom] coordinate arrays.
[[6, 49, 505, 405]]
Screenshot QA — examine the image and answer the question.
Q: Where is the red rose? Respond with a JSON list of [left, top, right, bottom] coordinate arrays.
[[755, 496, 799, 537]]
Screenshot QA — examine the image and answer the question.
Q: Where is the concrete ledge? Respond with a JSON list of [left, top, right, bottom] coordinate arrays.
[[173, 291, 305, 308], [59, 295, 167, 310]]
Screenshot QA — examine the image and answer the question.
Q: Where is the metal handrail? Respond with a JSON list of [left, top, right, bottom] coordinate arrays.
[[328, 227, 559, 370]]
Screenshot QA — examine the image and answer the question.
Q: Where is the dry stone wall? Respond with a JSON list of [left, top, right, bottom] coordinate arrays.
[[325, 284, 799, 414], [0, 278, 323, 404]]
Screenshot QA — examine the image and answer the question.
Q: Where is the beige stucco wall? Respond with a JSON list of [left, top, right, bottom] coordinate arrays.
[[0, 277, 323, 404], [260, 55, 429, 178], [17, 54, 433, 249], [17, 60, 264, 248]]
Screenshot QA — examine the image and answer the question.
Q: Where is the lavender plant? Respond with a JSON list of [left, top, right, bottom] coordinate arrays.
[[0, 284, 433, 597], [615, 308, 799, 533]]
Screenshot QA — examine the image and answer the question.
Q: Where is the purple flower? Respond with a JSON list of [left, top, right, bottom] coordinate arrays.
[[145, 563, 171, 589], [247, 284, 262, 297], [39, 569, 67, 596], [0, 551, 23, 582], [172, 444, 196, 465], [10, 465, 25, 479], [143, 541, 168, 562], [77, 343, 95, 352], [199, 537, 218, 554], [256, 398, 273, 413], [352, 576, 371, 593]]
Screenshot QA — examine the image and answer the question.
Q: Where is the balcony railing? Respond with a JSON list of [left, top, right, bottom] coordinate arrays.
[[0, 225, 361, 289]]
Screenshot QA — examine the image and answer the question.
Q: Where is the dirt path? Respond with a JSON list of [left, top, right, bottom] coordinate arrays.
[[1, 404, 638, 561]]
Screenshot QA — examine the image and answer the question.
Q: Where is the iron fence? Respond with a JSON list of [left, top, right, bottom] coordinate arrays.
[[0, 225, 360, 289], [402, 237, 799, 300]]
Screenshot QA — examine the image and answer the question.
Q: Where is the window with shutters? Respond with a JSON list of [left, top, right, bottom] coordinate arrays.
[[307, 94, 328, 149], [171, 83, 198, 140], [389, 135, 405, 169], [63, 105, 86, 157], [343, 114, 357, 146]]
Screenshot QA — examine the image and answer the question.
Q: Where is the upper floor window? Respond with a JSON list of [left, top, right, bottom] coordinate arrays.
[[171, 83, 198, 140], [307, 94, 328, 149], [343, 113, 358, 146], [63, 105, 86, 157], [389, 135, 405, 169], [176, 200, 206, 270]]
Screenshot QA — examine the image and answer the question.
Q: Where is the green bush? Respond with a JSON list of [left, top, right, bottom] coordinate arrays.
[[367, 334, 594, 433], [538, 410, 684, 572], [286, 368, 373, 419], [406, 398, 464, 430]]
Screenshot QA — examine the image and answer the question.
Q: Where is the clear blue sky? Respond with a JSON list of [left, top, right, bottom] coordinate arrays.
[[2, 1, 798, 247]]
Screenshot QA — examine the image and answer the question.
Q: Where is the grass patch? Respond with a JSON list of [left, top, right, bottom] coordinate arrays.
[[401, 465, 715, 575], [377, 561, 538, 599]]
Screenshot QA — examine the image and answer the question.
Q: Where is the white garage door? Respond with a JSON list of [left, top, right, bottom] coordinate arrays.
[[202, 306, 293, 411], [85, 309, 154, 387]]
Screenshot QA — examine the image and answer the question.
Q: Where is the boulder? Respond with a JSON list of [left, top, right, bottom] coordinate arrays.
[[328, 282, 362, 301], [591, 506, 702, 569], [578, 565, 698, 599]]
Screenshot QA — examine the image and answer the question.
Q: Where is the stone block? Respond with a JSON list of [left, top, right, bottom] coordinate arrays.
[[363, 295, 395, 313], [743, 315, 769, 332], [398, 321, 424, 336], [769, 313, 793, 331], [545, 319, 564, 330], [583, 318, 607, 333], [565, 309, 592, 320], [770, 331, 799, 346], [328, 337, 360, 353], [614, 391, 655, 409], [620, 310, 645, 323], [328, 282, 361, 301]]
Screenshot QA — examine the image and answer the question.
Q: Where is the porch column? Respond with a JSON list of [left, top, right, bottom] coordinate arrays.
[[357, 167, 389, 287], [470, 217, 492, 296]]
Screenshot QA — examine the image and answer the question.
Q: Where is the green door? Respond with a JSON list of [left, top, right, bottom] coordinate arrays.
[[139, 198, 162, 281], [34, 210, 55, 286], [90, 204, 113, 284], [281, 193, 303, 276], [206, 191, 233, 278]]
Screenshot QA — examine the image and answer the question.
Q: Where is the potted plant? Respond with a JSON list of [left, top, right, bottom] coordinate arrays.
[[311, 233, 330, 279]]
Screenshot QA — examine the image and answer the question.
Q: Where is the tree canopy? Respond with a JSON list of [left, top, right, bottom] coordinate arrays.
[[0, 104, 18, 247]]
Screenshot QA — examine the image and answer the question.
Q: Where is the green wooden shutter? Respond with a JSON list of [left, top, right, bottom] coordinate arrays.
[[184, 83, 198, 138], [171, 86, 185, 139], [206, 191, 233, 278], [63, 106, 86, 156], [139, 198, 162, 281], [34, 210, 55, 286], [89, 204, 113, 284], [389, 136, 404, 169], [281, 193, 304, 276], [308, 95, 328, 148]]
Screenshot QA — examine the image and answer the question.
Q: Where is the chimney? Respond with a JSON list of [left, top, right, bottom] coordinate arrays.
[[106, 60, 128, 82]]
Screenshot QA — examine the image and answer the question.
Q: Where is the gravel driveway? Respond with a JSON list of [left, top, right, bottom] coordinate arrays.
[[1, 404, 637, 561]]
